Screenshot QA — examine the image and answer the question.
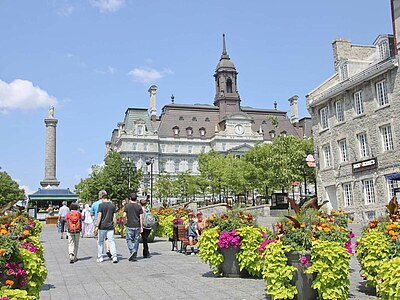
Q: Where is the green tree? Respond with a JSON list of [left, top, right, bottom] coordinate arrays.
[[0, 167, 25, 209]]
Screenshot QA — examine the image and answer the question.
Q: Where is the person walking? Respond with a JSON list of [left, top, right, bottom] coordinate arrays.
[[81, 204, 94, 238], [140, 199, 152, 258], [92, 191, 112, 258], [58, 201, 70, 239], [66, 202, 82, 263], [123, 193, 143, 261], [95, 191, 118, 263]]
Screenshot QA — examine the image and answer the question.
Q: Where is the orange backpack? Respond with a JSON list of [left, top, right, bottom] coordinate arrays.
[[67, 211, 81, 233]]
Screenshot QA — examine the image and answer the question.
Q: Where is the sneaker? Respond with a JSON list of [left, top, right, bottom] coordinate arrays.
[[128, 252, 137, 261], [106, 251, 112, 259], [112, 257, 118, 263], [190, 252, 196, 256], [97, 257, 104, 263]]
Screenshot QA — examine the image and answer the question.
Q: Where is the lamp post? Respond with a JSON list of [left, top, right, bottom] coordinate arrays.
[[146, 158, 154, 207], [121, 158, 136, 198]]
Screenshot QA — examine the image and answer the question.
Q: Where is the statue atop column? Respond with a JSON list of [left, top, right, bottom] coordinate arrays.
[[48, 106, 54, 119]]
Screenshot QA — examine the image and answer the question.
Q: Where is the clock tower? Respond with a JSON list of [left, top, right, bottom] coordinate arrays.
[[214, 34, 241, 121]]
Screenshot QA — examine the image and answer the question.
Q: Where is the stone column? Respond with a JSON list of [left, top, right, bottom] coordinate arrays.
[[40, 110, 60, 187]]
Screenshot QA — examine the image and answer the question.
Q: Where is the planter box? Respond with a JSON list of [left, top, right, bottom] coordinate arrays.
[[286, 251, 317, 300], [45, 216, 58, 225], [218, 247, 249, 278]]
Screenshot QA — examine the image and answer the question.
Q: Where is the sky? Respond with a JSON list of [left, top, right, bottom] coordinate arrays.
[[0, 0, 393, 196]]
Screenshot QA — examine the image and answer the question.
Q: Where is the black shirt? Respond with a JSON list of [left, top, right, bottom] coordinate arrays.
[[98, 201, 116, 230], [124, 202, 142, 228]]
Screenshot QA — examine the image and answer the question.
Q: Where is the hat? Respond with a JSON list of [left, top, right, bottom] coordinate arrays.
[[98, 190, 108, 199], [188, 212, 194, 217], [196, 211, 203, 216]]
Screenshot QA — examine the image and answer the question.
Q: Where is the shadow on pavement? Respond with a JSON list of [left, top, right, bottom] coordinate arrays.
[[41, 283, 55, 291]]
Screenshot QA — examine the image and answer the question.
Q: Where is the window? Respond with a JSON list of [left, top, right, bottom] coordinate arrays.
[[319, 106, 328, 129], [335, 100, 344, 123], [186, 127, 193, 136], [199, 127, 206, 137], [144, 143, 148, 151], [226, 78, 233, 93], [343, 183, 353, 207], [387, 179, 398, 200], [132, 143, 137, 151], [338, 139, 348, 162], [188, 145, 192, 154], [380, 124, 394, 151], [357, 133, 369, 157], [137, 125, 143, 135], [363, 179, 375, 204], [201, 146, 206, 153], [222, 143, 226, 151], [161, 144, 166, 153], [340, 63, 348, 80], [376, 80, 389, 106], [179, 116, 184, 121], [172, 126, 180, 135], [192, 117, 197, 121], [378, 40, 389, 60], [354, 91, 364, 115], [205, 117, 210, 122], [175, 145, 179, 153], [322, 144, 332, 168]]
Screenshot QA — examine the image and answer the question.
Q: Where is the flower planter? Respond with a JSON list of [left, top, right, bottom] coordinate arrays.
[[218, 247, 249, 278], [286, 251, 317, 300]]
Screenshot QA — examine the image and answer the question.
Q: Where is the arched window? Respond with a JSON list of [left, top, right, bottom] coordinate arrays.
[[199, 127, 206, 137], [226, 78, 233, 93], [172, 126, 180, 135], [186, 127, 193, 136]]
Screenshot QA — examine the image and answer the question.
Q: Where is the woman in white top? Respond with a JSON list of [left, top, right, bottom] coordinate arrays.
[[81, 204, 94, 238]]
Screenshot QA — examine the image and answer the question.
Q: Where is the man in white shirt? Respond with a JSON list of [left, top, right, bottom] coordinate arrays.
[[58, 201, 70, 239]]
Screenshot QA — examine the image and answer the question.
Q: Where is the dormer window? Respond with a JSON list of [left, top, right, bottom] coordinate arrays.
[[172, 126, 180, 136], [179, 116, 184, 121], [280, 130, 287, 136], [205, 117, 210, 122], [186, 127, 193, 136], [192, 117, 197, 121], [269, 130, 276, 139], [378, 40, 389, 60], [199, 127, 206, 137], [137, 125, 144, 135], [338, 60, 348, 81]]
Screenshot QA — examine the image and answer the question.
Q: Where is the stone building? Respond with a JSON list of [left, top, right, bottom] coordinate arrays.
[[306, 3, 400, 221], [106, 35, 308, 202]]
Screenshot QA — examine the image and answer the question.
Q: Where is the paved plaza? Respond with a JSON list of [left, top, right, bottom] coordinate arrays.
[[39, 220, 376, 300]]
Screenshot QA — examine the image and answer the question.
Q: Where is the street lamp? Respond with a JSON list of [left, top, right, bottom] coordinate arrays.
[[121, 158, 136, 198], [146, 158, 154, 207]]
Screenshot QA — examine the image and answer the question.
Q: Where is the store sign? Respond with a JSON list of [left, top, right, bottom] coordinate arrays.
[[352, 158, 378, 173]]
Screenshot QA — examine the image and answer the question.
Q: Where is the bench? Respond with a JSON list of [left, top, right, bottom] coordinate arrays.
[[170, 224, 198, 254]]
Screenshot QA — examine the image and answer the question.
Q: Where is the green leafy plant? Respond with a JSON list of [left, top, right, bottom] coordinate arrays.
[[206, 208, 255, 233], [155, 214, 174, 237], [260, 240, 297, 299], [376, 256, 400, 299], [236, 226, 266, 277], [198, 227, 223, 275], [304, 240, 350, 299], [356, 229, 391, 287], [0, 286, 35, 300], [19, 248, 47, 298]]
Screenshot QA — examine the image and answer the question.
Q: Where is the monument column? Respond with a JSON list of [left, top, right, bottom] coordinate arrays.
[[40, 106, 60, 187]]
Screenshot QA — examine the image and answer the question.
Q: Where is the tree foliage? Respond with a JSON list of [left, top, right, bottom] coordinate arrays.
[[0, 167, 25, 209]]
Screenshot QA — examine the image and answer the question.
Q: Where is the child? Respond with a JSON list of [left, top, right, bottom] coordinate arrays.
[[196, 211, 206, 235], [66, 202, 82, 263], [185, 212, 199, 255]]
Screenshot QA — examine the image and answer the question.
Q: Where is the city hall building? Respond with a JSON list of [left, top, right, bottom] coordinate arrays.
[[306, 3, 400, 221], [106, 36, 310, 201]]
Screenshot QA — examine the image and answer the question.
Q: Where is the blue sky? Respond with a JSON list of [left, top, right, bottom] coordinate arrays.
[[0, 0, 393, 196]]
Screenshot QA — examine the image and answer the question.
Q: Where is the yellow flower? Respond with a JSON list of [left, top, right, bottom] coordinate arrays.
[[0, 248, 5, 255], [23, 230, 29, 236], [348, 219, 353, 224], [0, 229, 7, 235], [323, 227, 331, 233]]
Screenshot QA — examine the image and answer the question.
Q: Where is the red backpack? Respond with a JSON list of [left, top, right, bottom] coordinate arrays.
[[67, 211, 81, 233]]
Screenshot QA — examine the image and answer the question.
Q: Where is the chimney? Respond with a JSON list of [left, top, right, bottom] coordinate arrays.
[[288, 95, 299, 124], [148, 85, 157, 122], [332, 38, 351, 72]]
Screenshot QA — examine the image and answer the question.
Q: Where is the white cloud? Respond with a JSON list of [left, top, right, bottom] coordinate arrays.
[[0, 79, 58, 112], [128, 67, 173, 85], [58, 3, 75, 16], [90, 0, 125, 12], [94, 65, 117, 75]]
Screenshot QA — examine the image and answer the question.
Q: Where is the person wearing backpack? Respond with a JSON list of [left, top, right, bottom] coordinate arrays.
[[123, 193, 143, 261], [66, 202, 82, 263], [140, 199, 156, 258]]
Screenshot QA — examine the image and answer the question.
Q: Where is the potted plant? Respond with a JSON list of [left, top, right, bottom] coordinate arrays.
[[259, 208, 352, 300], [198, 209, 266, 277], [356, 197, 400, 299]]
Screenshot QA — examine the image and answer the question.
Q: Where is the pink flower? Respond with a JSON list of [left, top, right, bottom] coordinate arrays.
[[349, 230, 355, 239], [300, 256, 309, 267], [218, 231, 241, 248], [257, 239, 276, 253]]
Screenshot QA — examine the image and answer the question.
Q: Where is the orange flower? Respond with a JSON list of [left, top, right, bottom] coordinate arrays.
[[300, 223, 305, 228], [392, 235, 397, 241], [5, 280, 14, 286], [323, 227, 331, 233], [348, 219, 353, 223], [23, 230, 29, 236], [0, 248, 5, 255], [389, 230, 395, 236], [0, 229, 7, 235]]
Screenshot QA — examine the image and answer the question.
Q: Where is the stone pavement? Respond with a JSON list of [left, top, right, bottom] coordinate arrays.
[[39, 220, 376, 300], [39, 224, 266, 300]]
